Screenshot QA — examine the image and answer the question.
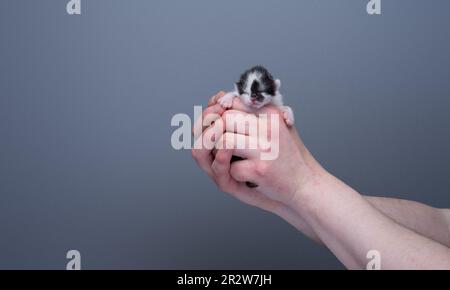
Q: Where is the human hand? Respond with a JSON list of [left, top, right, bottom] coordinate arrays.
[[192, 92, 284, 213], [192, 92, 325, 210]]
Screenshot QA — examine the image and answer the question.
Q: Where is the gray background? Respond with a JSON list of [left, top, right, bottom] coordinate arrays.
[[0, 0, 449, 269]]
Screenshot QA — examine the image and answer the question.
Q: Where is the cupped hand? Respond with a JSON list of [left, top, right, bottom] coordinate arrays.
[[192, 92, 325, 210]]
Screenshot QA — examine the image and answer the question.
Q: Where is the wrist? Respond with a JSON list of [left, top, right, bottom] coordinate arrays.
[[289, 169, 337, 217]]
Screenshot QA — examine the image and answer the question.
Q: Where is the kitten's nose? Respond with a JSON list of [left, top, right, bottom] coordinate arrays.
[[251, 94, 263, 102]]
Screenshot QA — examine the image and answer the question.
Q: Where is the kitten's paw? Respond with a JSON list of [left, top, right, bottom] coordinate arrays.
[[280, 106, 295, 126], [217, 93, 235, 109]]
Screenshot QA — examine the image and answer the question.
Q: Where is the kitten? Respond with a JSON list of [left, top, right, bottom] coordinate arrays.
[[218, 66, 294, 188], [218, 66, 294, 126]]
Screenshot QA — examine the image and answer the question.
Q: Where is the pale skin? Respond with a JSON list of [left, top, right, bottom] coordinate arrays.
[[192, 91, 450, 270]]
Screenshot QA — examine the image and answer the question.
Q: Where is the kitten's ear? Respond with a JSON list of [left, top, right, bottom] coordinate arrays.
[[275, 79, 281, 91], [234, 83, 239, 93]]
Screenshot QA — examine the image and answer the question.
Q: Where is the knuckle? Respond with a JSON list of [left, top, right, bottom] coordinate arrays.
[[222, 110, 233, 121], [211, 159, 219, 169], [229, 167, 240, 180], [233, 166, 244, 176], [214, 179, 228, 192], [215, 152, 228, 164], [255, 162, 269, 177]]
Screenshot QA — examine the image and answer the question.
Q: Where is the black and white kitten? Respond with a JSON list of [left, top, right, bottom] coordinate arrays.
[[218, 66, 295, 126]]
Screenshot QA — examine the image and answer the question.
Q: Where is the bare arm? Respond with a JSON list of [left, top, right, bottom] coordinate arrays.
[[193, 93, 450, 269], [292, 173, 450, 269], [365, 197, 450, 247], [291, 196, 450, 248]]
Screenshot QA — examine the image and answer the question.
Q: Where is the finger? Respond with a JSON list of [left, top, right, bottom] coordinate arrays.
[[211, 147, 240, 193], [222, 110, 259, 136], [230, 159, 258, 183], [216, 132, 259, 160], [199, 117, 226, 151], [230, 97, 284, 122], [193, 103, 226, 140], [211, 144, 258, 197], [192, 118, 226, 177], [232, 96, 283, 115], [208, 91, 226, 107], [226, 96, 250, 112]]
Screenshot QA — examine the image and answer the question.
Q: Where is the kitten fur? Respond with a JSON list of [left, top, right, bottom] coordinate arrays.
[[218, 66, 294, 126]]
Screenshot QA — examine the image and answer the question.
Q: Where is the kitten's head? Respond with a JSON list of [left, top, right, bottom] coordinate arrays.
[[235, 66, 281, 109]]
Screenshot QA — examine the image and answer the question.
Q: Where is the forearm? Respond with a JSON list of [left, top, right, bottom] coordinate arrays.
[[291, 172, 450, 269], [273, 131, 450, 253], [365, 196, 450, 247], [274, 205, 322, 244]]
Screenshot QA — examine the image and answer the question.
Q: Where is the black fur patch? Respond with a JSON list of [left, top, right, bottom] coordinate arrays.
[[236, 66, 277, 96]]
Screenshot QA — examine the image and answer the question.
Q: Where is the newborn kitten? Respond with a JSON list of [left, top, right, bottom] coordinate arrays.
[[218, 66, 295, 126], [218, 66, 294, 188]]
